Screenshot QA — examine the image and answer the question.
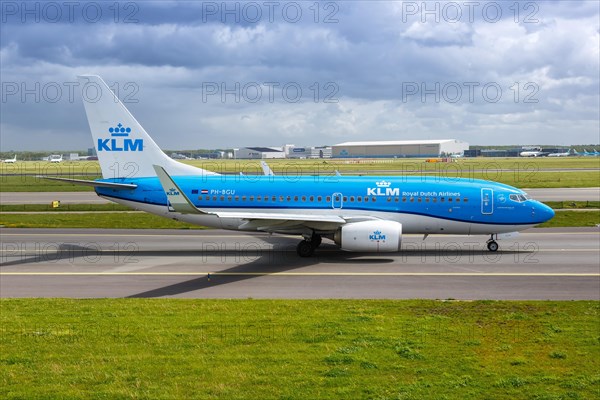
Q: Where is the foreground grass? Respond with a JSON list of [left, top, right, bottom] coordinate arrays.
[[1, 300, 598, 399], [1, 210, 598, 228]]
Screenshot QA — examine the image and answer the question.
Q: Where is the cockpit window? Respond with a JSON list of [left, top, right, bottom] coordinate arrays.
[[509, 194, 529, 203]]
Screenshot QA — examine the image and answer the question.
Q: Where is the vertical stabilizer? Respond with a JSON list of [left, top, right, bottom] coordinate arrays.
[[77, 75, 218, 179]]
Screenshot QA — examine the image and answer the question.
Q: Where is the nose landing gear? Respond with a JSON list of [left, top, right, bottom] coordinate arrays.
[[486, 234, 499, 252]]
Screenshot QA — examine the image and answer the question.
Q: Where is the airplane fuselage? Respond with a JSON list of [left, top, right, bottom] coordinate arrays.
[[96, 175, 553, 236]]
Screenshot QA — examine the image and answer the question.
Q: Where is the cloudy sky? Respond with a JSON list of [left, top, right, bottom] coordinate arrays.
[[1, 1, 599, 151]]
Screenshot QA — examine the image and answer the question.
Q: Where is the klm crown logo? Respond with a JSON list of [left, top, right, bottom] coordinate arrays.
[[369, 230, 386, 241], [98, 123, 143, 152], [368, 180, 398, 196]]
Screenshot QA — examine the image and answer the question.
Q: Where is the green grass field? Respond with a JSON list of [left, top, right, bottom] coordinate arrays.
[[1, 299, 598, 399], [1, 158, 599, 191]]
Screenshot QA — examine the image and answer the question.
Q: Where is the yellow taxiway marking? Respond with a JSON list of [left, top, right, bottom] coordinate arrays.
[[1, 272, 598, 277]]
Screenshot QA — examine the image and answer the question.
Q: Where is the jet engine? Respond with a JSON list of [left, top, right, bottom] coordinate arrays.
[[334, 220, 402, 252]]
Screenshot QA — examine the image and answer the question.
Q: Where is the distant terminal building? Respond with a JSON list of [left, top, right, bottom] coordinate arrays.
[[284, 145, 332, 159], [234, 147, 286, 159], [332, 139, 468, 158]]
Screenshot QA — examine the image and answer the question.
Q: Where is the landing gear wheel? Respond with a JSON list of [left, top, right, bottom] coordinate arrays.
[[310, 234, 322, 249], [487, 241, 499, 252], [297, 240, 315, 257]]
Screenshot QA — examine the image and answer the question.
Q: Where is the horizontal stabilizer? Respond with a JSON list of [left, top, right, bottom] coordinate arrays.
[[36, 176, 137, 189]]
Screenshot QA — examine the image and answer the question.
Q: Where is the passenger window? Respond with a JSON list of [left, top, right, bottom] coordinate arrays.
[[395, 197, 399, 202], [235, 196, 239, 201], [242, 196, 247, 201], [448, 198, 453, 202], [326, 196, 331, 202], [310, 196, 314, 202], [463, 198, 468, 203], [350, 196, 355, 202], [387, 197, 391, 202], [279, 196, 284, 202], [440, 197, 445, 202], [249, 196, 254, 201], [287, 196, 291, 201], [263, 196, 268, 202], [343, 196, 347, 202], [213, 196, 217, 201], [220, 196, 224, 201], [272, 196, 276, 202], [317, 196, 322, 202], [357, 197, 362, 202], [402, 197, 407, 202], [371, 197, 376, 202], [302, 196, 306, 202], [294, 196, 298, 201], [227, 196, 232, 201], [425, 198, 430, 203], [433, 198, 437, 203], [410, 197, 414, 203], [417, 198, 422, 203], [256, 196, 261, 201]]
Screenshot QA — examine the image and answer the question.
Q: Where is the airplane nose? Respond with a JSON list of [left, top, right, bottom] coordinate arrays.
[[534, 202, 555, 223]]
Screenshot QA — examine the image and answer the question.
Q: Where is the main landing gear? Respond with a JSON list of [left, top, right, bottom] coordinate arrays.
[[297, 233, 322, 257], [486, 234, 499, 252]]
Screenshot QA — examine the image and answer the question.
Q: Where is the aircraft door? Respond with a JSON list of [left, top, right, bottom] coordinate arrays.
[[332, 192, 343, 209], [481, 188, 493, 214]]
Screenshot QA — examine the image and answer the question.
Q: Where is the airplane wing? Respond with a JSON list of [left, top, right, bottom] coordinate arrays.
[[152, 165, 363, 229], [36, 176, 138, 189]]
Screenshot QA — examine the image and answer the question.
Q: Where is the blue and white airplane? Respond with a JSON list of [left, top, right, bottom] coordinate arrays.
[[45, 75, 554, 257], [580, 149, 600, 157]]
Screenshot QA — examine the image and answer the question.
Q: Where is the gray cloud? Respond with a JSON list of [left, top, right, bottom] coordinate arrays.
[[1, 1, 598, 151]]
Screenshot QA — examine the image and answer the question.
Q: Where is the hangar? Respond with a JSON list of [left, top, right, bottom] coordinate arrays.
[[332, 139, 468, 158], [234, 147, 286, 159]]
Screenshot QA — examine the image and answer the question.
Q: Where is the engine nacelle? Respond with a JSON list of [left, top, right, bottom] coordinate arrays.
[[334, 221, 402, 252]]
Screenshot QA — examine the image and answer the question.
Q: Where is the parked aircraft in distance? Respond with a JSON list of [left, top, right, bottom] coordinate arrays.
[[48, 154, 63, 163], [3, 155, 16, 163], [41, 76, 555, 256], [580, 149, 600, 156], [519, 150, 548, 157], [548, 149, 573, 157]]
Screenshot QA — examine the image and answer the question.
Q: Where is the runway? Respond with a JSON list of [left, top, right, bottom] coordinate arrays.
[[1, 228, 598, 299], [1, 187, 599, 204]]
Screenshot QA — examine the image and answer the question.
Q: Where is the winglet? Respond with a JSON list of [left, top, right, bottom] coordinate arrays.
[[260, 160, 274, 176], [153, 165, 204, 214]]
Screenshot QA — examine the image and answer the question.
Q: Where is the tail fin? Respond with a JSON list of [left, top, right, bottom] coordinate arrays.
[[77, 75, 218, 179]]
